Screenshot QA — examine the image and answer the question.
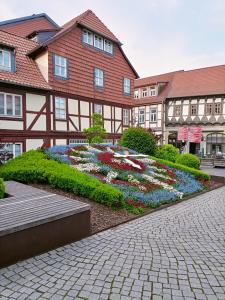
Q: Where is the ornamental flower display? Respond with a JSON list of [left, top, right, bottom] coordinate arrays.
[[46, 144, 205, 212]]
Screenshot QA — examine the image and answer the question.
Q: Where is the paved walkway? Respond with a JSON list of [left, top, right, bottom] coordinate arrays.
[[0, 187, 225, 300], [200, 167, 225, 177]]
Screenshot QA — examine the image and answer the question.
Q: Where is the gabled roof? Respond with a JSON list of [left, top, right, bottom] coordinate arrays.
[[168, 65, 225, 98], [134, 71, 182, 105], [0, 30, 51, 90], [135, 70, 183, 88], [28, 10, 139, 78], [0, 13, 59, 37], [47, 10, 121, 45]]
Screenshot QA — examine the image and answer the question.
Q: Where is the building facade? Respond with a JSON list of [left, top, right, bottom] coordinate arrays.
[[0, 10, 138, 155], [134, 67, 225, 156], [1, 10, 225, 158]]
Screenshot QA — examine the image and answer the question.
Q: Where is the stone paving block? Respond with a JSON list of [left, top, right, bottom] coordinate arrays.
[[0, 187, 225, 299]]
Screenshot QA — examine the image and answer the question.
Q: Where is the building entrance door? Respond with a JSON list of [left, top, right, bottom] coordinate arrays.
[[189, 142, 200, 155]]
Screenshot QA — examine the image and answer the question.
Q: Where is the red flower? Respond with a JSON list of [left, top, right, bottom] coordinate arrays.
[[97, 152, 145, 173], [127, 198, 147, 208]]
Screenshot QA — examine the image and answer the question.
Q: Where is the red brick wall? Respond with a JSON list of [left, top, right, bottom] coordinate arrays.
[[48, 27, 136, 106]]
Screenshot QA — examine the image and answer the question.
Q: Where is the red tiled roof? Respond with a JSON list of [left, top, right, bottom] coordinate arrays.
[[134, 71, 182, 105], [0, 14, 58, 38], [28, 10, 138, 78], [0, 30, 51, 90], [168, 65, 225, 98], [49, 10, 121, 44], [134, 83, 172, 106], [135, 70, 183, 88]]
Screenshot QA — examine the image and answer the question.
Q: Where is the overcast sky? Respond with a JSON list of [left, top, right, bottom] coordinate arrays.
[[1, 0, 225, 78]]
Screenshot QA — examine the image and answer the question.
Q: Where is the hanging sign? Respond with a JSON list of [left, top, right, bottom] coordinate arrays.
[[178, 126, 202, 143]]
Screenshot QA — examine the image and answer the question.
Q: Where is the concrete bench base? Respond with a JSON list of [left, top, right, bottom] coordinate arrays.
[[0, 181, 90, 268]]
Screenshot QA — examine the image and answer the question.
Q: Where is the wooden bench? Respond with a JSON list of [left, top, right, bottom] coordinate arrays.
[[0, 181, 90, 267]]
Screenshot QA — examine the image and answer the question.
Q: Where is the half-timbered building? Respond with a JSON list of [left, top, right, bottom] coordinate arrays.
[[134, 66, 225, 156], [0, 10, 138, 155], [133, 71, 182, 144]]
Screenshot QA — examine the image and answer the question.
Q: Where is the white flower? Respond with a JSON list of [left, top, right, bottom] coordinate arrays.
[[142, 174, 183, 198], [128, 174, 140, 185], [105, 171, 118, 183], [72, 163, 100, 172], [124, 158, 142, 169], [106, 147, 114, 153], [138, 158, 156, 164]]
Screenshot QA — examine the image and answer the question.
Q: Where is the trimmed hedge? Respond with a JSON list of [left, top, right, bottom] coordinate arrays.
[[0, 178, 4, 199], [0, 150, 125, 208], [156, 144, 180, 163], [151, 156, 210, 180], [176, 153, 200, 170]]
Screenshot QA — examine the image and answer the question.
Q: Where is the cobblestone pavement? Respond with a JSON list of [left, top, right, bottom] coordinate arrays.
[[1, 187, 225, 300]]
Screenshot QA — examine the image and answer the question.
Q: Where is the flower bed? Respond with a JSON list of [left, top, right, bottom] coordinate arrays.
[[46, 144, 209, 213]]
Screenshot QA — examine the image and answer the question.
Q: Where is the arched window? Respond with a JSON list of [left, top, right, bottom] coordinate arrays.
[[206, 133, 225, 155]]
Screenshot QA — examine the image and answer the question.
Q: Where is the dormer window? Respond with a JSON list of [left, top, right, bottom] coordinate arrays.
[[82, 29, 93, 45], [150, 86, 156, 96], [134, 90, 139, 99], [82, 28, 114, 54], [94, 34, 103, 50], [0, 47, 15, 72], [142, 88, 148, 97], [104, 40, 113, 54]]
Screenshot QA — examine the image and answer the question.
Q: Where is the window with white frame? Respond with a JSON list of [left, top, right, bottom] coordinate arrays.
[[104, 39, 113, 54], [0, 48, 12, 71], [54, 54, 68, 78], [3, 143, 22, 157], [94, 104, 103, 114], [149, 86, 156, 96], [150, 107, 157, 122], [55, 97, 66, 119], [123, 78, 131, 95], [138, 109, 145, 123], [94, 34, 103, 50], [82, 29, 93, 45], [123, 109, 129, 125], [94, 68, 104, 87], [0, 93, 22, 117], [142, 88, 148, 97], [134, 90, 139, 99]]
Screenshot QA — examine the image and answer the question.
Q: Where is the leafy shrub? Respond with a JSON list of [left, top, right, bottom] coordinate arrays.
[[0, 150, 125, 208], [156, 144, 180, 162], [83, 113, 106, 143], [151, 156, 209, 180], [119, 127, 157, 155], [176, 153, 200, 170], [0, 178, 4, 199]]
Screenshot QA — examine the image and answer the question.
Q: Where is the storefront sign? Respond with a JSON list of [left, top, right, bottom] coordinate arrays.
[[178, 127, 188, 141], [178, 126, 202, 143]]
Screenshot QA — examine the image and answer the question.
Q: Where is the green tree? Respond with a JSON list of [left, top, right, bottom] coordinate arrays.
[[119, 127, 157, 155], [83, 113, 106, 143]]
